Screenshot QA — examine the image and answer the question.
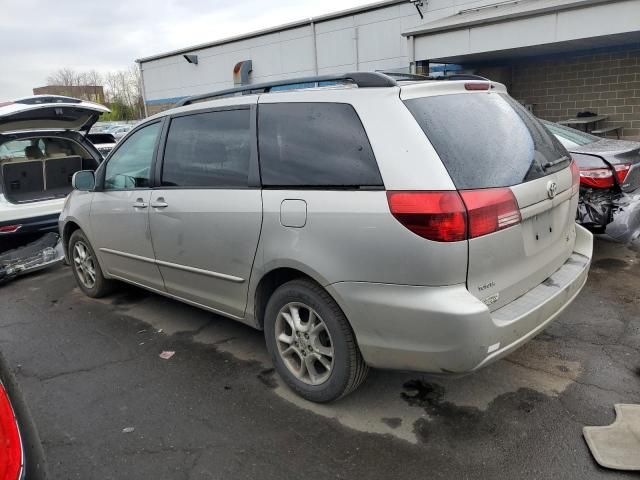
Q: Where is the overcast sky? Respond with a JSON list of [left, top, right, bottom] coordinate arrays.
[[0, 0, 376, 99]]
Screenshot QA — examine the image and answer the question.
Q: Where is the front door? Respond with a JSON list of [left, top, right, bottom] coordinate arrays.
[[90, 121, 165, 290], [148, 107, 262, 319]]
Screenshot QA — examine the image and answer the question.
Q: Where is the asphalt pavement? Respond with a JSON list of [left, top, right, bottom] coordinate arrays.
[[0, 236, 638, 479]]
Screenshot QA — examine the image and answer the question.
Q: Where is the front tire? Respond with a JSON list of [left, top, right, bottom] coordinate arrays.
[[264, 279, 368, 402], [69, 230, 114, 298]]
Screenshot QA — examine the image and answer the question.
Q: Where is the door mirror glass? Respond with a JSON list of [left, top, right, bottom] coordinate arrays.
[[72, 170, 95, 191]]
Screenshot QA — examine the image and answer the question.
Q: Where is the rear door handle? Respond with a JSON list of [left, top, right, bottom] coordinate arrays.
[[150, 198, 168, 208], [133, 199, 148, 208]]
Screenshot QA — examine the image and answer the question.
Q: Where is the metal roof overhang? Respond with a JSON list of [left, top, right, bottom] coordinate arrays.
[[402, 0, 640, 64], [136, 0, 406, 64]]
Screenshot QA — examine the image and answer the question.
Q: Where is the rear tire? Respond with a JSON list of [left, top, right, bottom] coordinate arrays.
[[264, 279, 368, 402], [68, 230, 115, 298]]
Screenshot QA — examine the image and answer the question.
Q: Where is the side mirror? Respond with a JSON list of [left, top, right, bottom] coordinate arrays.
[[72, 170, 95, 191]]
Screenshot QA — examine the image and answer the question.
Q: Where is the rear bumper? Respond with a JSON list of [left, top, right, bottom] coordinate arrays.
[[329, 224, 593, 373], [0, 193, 64, 236], [0, 213, 60, 236]]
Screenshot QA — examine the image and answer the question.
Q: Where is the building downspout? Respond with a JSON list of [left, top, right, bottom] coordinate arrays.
[[408, 35, 415, 74], [137, 61, 149, 118], [353, 26, 360, 71], [310, 20, 319, 75]]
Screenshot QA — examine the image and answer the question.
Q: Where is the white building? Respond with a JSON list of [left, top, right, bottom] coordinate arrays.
[[138, 0, 640, 138]]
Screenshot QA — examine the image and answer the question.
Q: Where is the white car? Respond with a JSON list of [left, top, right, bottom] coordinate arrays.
[[0, 95, 108, 238], [111, 125, 134, 141], [86, 132, 117, 158]]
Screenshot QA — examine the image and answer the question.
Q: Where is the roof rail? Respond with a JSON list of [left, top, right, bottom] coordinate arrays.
[[175, 72, 398, 106]]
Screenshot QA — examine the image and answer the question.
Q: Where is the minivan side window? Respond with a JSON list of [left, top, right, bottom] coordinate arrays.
[[161, 109, 251, 188], [258, 103, 383, 187], [104, 122, 161, 190]]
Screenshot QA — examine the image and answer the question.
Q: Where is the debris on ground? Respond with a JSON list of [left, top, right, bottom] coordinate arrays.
[[0, 232, 64, 284], [122, 427, 135, 434], [159, 351, 175, 360]]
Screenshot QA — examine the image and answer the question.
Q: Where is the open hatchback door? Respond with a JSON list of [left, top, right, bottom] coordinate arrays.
[[1, 95, 107, 244], [0, 95, 109, 133]]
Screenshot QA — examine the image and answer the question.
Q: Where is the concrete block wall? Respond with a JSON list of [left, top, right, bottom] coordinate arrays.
[[509, 48, 640, 140]]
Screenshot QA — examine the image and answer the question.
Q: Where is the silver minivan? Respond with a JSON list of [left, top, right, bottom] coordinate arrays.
[[60, 73, 593, 402]]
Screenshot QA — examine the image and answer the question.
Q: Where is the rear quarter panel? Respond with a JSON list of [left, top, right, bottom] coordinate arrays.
[[256, 190, 468, 286]]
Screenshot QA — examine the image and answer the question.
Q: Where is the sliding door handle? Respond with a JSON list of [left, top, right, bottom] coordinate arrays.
[[132, 199, 148, 208], [150, 199, 168, 208]]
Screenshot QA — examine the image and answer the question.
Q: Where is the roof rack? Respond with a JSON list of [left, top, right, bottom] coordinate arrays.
[[175, 72, 398, 107]]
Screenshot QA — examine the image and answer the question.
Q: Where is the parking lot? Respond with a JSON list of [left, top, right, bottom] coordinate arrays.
[[0, 235, 638, 479]]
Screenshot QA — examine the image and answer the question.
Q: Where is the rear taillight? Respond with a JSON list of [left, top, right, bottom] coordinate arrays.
[[0, 225, 21, 234], [0, 384, 22, 480], [386, 191, 466, 242], [570, 160, 580, 195], [459, 188, 521, 239], [578, 162, 631, 189], [579, 167, 614, 189], [613, 163, 631, 185], [387, 187, 521, 242]]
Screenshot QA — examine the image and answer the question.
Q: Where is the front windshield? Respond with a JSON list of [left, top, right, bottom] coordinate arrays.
[[540, 119, 599, 148]]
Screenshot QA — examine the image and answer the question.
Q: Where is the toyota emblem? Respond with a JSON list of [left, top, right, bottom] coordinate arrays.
[[547, 180, 558, 199]]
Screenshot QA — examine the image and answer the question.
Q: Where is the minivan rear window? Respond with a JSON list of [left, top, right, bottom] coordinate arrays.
[[404, 93, 570, 189]]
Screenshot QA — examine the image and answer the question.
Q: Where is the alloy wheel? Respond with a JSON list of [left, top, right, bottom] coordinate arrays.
[[72, 241, 96, 289], [274, 302, 335, 386]]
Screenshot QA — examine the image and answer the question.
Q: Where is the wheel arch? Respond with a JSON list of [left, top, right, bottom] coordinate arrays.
[[251, 264, 349, 333], [62, 220, 82, 260]]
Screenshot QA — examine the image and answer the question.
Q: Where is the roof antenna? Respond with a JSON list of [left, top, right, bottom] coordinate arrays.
[[409, 0, 425, 19]]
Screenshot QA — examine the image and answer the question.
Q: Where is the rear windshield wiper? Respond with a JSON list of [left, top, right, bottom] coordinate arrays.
[[543, 155, 570, 170]]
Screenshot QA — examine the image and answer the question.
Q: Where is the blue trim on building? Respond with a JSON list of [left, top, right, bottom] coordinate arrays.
[[429, 64, 464, 72], [145, 96, 187, 105]]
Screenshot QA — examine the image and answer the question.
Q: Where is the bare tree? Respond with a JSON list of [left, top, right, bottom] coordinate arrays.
[[46, 68, 82, 87], [81, 69, 103, 87], [103, 67, 144, 119]]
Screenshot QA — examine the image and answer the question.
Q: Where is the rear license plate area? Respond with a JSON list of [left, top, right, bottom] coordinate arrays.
[[532, 210, 554, 243]]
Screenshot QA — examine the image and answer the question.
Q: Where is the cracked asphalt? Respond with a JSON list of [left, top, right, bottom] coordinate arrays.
[[0, 236, 639, 479]]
